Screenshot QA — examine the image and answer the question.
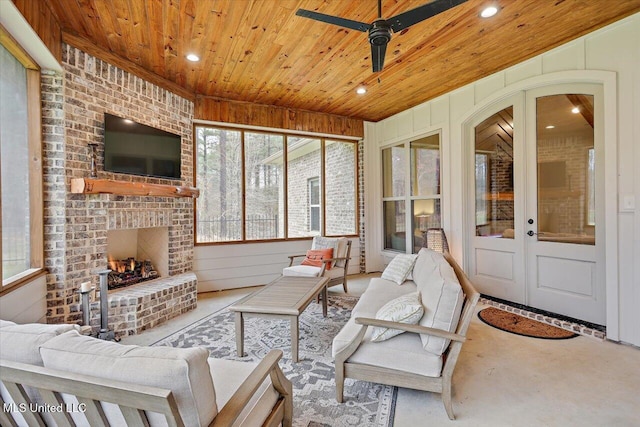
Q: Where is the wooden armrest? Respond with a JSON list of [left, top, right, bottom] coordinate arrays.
[[287, 254, 306, 260], [212, 350, 291, 427], [355, 317, 466, 342]]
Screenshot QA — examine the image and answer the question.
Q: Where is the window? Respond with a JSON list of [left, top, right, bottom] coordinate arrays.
[[382, 134, 442, 253], [1, 34, 44, 293], [308, 177, 320, 232], [195, 126, 357, 243]]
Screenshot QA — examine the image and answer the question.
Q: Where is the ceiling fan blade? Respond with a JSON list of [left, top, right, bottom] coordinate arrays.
[[388, 0, 468, 32], [296, 9, 370, 32], [371, 42, 387, 73]]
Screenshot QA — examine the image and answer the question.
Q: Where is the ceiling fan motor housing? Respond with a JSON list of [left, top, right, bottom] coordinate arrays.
[[369, 20, 392, 46]]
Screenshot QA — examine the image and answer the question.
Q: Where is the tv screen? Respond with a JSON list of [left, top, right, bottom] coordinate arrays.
[[104, 113, 181, 179]]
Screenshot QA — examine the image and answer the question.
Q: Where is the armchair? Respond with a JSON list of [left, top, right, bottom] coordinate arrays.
[[282, 237, 352, 293]]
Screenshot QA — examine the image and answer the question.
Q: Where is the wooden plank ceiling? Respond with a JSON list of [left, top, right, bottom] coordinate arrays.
[[43, 0, 640, 122]]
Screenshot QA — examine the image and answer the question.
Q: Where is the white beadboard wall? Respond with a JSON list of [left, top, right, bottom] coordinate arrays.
[[194, 238, 360, 292], [368, 13, 640, 347]]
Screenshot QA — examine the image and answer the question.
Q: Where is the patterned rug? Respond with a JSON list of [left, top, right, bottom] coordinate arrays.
[[153, 294, 397, 427]]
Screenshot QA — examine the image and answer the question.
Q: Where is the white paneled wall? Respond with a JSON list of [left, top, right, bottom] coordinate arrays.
[[369, 13, 640, 346], [195, 238, 360, 292], [0, 276, 47, 323]]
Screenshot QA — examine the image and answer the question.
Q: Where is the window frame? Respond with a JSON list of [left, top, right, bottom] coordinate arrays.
[[194, 124, 359, 245], [0, 26, 45, 295]]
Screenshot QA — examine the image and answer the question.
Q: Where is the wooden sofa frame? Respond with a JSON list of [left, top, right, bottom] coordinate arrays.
[[334, 252, 480, 420], [0, 349, 292, 427]]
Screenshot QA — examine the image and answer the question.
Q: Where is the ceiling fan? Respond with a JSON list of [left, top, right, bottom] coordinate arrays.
[[296, 0, 467, 72]]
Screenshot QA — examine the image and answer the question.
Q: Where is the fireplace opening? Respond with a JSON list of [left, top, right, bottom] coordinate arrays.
[[108, 257, 159, 289], [106, 227, 168, 290]]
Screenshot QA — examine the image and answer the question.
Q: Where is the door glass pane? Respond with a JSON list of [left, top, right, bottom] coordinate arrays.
[[536, 94, 595, 245], [474, 107, 515, 238], [383, 201, 405, 252], [325, 140, 356, 235], [195, 127, 242, 242], [412, 199, 441, 253], [287, 136, 321, 237], [244, 132, 284, 240], [382, 145, 405, 197], [410, 134, 440, 196]]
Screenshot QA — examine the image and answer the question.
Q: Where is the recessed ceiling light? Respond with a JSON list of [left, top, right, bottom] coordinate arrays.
[[571, 107, 580, 114], [123, 119, 134, 124], [546, 125, 555, 129], [356, 87, 367, 95], [480, 6, 498, 18], [186, 53, 200, 62]]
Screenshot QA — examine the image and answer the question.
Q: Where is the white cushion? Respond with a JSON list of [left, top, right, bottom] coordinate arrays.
[[371, 292, 424, 342], [40, 330, 217, 427], [0, 321, 79, 427], [282, 265, 321, 277], [0, 321, 79, 366], [348, 332, 443, 377], [332, 279, 416, 358], [381, 254, 418, 285], [334, 237, 349, 268], [209, 358, 279, 427], [415, 255, 464, 355]]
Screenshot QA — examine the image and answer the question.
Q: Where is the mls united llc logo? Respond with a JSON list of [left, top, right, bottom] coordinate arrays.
[[3, 402, 87, 414]]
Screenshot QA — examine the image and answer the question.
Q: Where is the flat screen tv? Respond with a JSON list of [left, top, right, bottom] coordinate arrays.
[[104, 113, 181, 179]]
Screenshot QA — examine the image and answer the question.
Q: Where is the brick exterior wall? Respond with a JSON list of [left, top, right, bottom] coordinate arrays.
[[41, 44, 195, 325]]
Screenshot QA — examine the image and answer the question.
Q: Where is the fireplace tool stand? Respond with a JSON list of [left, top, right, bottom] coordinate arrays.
[[97, 269, 116, 341]]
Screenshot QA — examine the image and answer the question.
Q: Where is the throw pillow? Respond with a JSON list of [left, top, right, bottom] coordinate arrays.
[[371, 292, 424, 342], [301, 248, 333, 269], [381, 254, 418, 285]]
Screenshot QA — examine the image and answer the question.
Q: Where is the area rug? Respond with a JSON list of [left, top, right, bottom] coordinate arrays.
[[153, 294, 396, 427], [478, 307, 578, 339]]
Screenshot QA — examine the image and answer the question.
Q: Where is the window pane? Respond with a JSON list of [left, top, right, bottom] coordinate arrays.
[[474, 107, 514, 238], [412, 199, 441, 253], [287, 137, 321, 237], [411, 135, 440, 196], [195, 127, 242, 242], [382, 145, 405, 197], [308, 177, 320, 232], [536, 94, 595, 245], [244, 132, 284, 240], [325, 140, 356, 235], [383, 201, 405, 252], [1, 45, 30, 279]]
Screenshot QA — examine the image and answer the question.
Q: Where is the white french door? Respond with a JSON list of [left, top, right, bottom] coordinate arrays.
[[467, 84, 605, 325], [524, 84, 605, 325]]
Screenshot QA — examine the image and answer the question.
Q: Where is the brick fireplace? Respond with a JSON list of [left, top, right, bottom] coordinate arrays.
[[41, 44, 197, 336]]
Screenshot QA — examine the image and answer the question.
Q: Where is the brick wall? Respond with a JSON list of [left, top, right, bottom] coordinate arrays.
[[42, 44, 195, 324]]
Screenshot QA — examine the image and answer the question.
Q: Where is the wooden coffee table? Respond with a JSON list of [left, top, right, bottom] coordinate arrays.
[[229, 275, 329, 362]]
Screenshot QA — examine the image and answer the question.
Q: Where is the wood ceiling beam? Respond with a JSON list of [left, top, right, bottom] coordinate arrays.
[[62, 31, 195, 102]]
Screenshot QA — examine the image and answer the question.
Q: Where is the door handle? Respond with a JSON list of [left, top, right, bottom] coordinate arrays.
[[528, 218, 534, 224], [527, 230, 537, 236]]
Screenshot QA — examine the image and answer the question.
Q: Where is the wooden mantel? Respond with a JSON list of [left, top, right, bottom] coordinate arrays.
[[70, 178, 199, 198]]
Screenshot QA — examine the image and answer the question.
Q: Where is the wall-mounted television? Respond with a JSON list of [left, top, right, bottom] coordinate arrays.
[[104, 113, 181, 179]]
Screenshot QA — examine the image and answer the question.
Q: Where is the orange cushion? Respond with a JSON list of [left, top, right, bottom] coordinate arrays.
[[301, 248, 333, 270]]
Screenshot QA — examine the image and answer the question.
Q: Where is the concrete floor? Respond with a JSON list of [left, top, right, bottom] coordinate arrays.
[[122, 274, 640, 426]]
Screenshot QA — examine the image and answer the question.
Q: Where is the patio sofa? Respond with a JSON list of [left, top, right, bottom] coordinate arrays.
[[332, 247, 480, 420], [0, 320, 292, 427]]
